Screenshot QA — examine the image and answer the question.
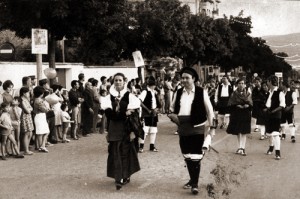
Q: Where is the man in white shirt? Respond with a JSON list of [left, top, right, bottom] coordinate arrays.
[[264, 75, 285, 160], [170, 67, 216, 195], [138, 76, 161, 153], [214, 76, 233, 129], [280, 81, 297, 142]]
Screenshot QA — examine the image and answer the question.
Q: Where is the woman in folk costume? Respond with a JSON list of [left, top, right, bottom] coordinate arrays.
[[102, 73, 142, 190], [226, 78, 253, 156]]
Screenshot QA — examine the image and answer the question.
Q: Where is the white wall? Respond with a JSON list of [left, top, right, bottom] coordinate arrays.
[[0, 62, 143, 91]]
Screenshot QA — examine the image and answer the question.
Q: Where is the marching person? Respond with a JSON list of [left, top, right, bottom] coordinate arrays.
[[138, 76, 161, 153], [280, 81, 297, 142], [170, 67, 215, 195], [102, 73, 142, 190], [264, 75, 285, 160], [226, 78, 253, 156], [214, 75, 233, 129]]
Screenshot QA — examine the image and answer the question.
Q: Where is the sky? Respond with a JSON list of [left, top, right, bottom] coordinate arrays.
[[218, 0, 300, 37]]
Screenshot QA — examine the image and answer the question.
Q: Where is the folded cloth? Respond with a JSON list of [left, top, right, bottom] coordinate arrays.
[[167, 113, 180, 126]]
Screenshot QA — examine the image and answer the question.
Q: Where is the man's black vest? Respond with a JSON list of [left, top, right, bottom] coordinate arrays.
[[285, 90, 293, 106], [142, 90, 161, 109], [217, 84, 233, 99], [174, 86, 207, 126]]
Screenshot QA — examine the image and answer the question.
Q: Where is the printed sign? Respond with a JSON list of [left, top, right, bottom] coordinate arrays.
[[132, 50, 145, 67], [32, 28, 48, 54]]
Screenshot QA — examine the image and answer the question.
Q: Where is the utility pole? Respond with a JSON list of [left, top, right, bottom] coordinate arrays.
[[36, 9, 43, 82]]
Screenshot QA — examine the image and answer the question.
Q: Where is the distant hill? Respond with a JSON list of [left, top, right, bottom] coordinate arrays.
[[262, 33, 300, 69]]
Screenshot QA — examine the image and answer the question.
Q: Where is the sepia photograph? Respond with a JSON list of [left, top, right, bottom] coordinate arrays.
[[0, 0, 299, 198]]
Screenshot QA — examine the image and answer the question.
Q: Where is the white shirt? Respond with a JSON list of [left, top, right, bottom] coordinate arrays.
[[170, 86, 215, 127], [101, 86, 140, 110], [266, 86, 285, 108]]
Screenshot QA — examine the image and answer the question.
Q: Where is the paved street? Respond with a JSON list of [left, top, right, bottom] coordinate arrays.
[[1, 104, 300, 199]]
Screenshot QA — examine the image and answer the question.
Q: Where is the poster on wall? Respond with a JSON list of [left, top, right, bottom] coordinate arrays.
[[32, 28, 48, 54], [132, 50, 145, 67]]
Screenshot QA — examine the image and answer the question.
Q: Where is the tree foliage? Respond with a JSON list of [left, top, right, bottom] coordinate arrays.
[[0, 0, 293, 77]]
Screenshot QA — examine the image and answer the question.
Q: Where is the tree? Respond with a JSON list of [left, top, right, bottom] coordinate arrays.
[[122, 0, 193, 62], [0, 0, 88, 70], [77, 0, 131, 65]]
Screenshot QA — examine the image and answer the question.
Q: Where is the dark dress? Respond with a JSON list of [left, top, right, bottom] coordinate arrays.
[[81, 87, 94, 135], [106, 91, 141, 182], [226, 89, 253, 135], [253, 89, 269, 125]]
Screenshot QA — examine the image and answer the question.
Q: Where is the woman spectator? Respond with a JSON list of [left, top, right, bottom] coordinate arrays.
[[20, 87, 34, 155], [33, 86, 50, 152], [102, 73, 141, 190], [226, 78, 253, 156], [1, 80, 14, 104], [51, 84, 64, 141]]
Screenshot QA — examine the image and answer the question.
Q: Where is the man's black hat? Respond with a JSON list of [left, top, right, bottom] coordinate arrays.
[[180, 67, 199, 82]]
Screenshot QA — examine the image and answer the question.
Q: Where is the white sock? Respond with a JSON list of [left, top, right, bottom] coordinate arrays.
[[203, 134, 212, 149], [237, 134, 241, 148], [290, 126, 296, 137], [260, 125, 266, 136], [274, 135, 281, 150], [224, 115, 230, 125], [280, 125, 286, 135], [241, 134, 247, 149], [149, 133, 157, 144], [269, 136, 274, 146]]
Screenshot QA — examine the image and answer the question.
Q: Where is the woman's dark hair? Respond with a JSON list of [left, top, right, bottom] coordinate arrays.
[[100, 76, 107, 82], [2, 80, 14, 90], [20, 86, 30, 97], [92, 79, 99, 86], [61, 103, 68, 111], [33, 86, 45, 98], [88, 78, 94, 83], [113, 73, 126, 81], [236, 78, 245, 85], [1, 102, 10, 109]]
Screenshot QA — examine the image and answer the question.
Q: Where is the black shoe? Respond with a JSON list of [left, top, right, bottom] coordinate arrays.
[[291, 136, 296, 143], [183, 181, 192, 189], [15, 154, 25, 159], [150, 147, 159, 152], [191, 185, 199, 195], [115, 181, 122, 190], [281, 134, 286, 140], [266, 146, 274, 155], [122, 178, 130, 185], [241, 148, 247, 156], [49, 140, 58, 144], [275, 150, 281, 160]]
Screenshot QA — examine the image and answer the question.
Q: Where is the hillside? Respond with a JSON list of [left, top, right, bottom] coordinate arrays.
[[262, 33, 300, 69]]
